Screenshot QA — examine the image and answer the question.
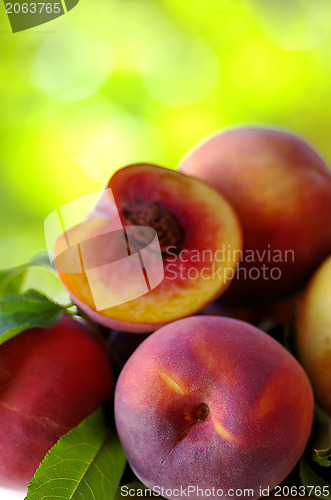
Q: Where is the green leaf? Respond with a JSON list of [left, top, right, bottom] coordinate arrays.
[[0, 289, 63, 345], [29, 251, 54, 268], [309, 407, 331, 468], [300, 454, 331, 499], [0, 251, 54, 298], [314, 447, 331, 468], [26, 409, 126, 500], [0, 266, 28, 297]]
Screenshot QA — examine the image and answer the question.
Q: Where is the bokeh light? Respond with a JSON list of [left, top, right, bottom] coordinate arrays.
[[30, 29, 113, 101], [139, 32, 220, 107], [245, 0, 331, 51], [1, 2, 331, 498], [1, 1, 331, 286], [60, 100, 166, 180]]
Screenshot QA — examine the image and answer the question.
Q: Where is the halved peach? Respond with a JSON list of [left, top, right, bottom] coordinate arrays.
[[55, 164, 242, 332]]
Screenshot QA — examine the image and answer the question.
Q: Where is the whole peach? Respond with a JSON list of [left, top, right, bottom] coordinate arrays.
[[0, 315, 114, 489], [115, 316, 313, 500], [295, 255, 331, 415], [179, 127, 331, 305]]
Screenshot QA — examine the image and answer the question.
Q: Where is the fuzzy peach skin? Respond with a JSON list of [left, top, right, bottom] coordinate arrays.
[[55, 164, 242, 333], [114, 316, 314, 500], [179, 127, 331, 306], [0, 315, 113, 489], [295, 255, 331, 415]]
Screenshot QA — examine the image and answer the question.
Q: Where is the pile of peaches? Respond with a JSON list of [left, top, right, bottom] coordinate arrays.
[[1, 126, 331, 498]]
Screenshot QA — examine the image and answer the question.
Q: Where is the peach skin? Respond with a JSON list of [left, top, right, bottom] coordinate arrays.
[[0, 315, 113, 489], [179, 127, 331, 306], [115, 316, 314, 500]]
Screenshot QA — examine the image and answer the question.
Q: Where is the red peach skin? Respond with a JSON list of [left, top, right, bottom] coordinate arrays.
[[0, 315, 113, 489], [179, 127, 331, 305], [115, 316, 314, 500]]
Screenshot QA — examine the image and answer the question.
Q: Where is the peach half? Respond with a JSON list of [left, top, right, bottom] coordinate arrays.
[[55, 164, 242, 333]]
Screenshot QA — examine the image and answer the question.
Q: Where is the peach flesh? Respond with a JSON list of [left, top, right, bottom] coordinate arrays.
[[115, 316, 314, 500], [56, 164, 243, 332], [179, 127, 331, 305], [0, 315, 113, 489]]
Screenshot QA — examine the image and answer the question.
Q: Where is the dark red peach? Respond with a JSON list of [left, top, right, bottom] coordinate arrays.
[[0, 315, 113, 489]]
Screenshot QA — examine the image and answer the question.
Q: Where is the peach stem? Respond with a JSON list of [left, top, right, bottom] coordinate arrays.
[[175, 403, 210, 444]]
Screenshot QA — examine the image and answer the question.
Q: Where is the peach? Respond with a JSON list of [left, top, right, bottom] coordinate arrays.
[[55, 164, 242, 332], [179, 127, 331, 305], [114, 316, 314, 499], [295, 255, 331, 415], [0, 315, 113, 489]]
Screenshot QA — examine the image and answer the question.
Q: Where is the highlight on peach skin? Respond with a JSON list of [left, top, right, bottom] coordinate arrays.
[[115, 316, 314, 500], [54, 163, 243, 333], [179, 126, 331, 306]]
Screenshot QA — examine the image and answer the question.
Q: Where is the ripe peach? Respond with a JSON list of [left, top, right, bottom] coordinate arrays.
[[295, 255, 331, 415], [0, 315, 114, 489], [55, 164, 242, 332], [179, 127, 331, 305], [114, 316, 314, 499]]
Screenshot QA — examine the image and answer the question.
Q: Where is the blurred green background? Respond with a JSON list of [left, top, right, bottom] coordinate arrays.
[[1, 0, 331, 295]]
